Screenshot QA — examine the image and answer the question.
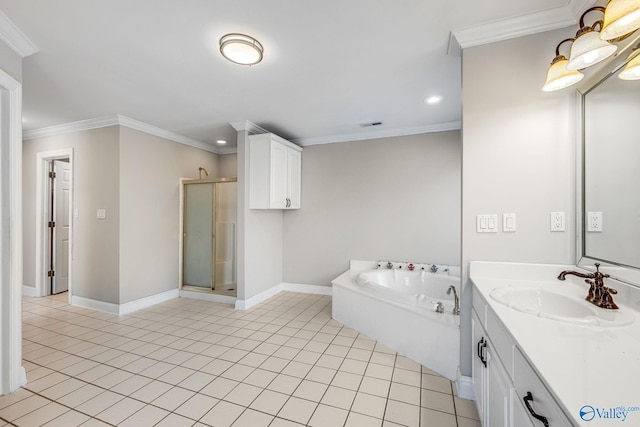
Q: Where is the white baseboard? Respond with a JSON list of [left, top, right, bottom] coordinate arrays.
[[119, 289, 179, 315], [235, 283, 332, 310], [22, 285, 37, 297], [71, 289, 180, 316], [282, 283, 333, 295], [71, 295, 120, 315], [455, 370, 475, 400], [180, 290, 236, 305]]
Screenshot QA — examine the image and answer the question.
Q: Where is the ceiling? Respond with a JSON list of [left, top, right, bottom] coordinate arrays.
[[0, 0, 592, 152]]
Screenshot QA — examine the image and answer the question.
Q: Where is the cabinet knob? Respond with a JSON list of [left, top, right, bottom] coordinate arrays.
[[523, 392, 549, 427]]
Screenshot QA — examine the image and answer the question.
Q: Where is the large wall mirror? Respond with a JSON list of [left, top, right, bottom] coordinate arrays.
[[579, 37, 640, 286]]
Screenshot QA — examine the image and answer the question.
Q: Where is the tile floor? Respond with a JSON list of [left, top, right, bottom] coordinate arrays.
[[0, 291, 480, 427]]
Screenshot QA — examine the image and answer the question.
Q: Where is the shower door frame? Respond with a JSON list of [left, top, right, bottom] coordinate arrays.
[[179, 177, 237, 292]]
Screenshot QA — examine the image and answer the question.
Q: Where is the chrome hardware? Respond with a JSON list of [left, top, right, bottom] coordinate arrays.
[[435, 302, 444, 313], [447, 285, 460, 315], [386, 262, 393, 269], [430, 265, 438, 273], [557, 263, 618, 309]]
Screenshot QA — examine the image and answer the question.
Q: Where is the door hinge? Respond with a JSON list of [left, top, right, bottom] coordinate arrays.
[[48, 221, 55, 228], [49, 171, 56, 179], [47, 270, 55, 277]]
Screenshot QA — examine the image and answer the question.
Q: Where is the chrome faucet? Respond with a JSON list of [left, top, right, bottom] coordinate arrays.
[[557, 263, 618, 309], [447, 285, 460, 315]]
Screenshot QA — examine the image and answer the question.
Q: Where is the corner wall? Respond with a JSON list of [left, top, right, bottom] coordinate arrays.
[[283, 132, 462, 286], [460, 27, 578, 376]]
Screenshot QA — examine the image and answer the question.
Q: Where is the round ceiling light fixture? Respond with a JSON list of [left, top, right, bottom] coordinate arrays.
[[424, 95, 442, 105], [219, 33, 264, 65]]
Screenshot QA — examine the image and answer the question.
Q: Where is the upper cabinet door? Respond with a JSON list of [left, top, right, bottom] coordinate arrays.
[[249, 133, 302, 210]]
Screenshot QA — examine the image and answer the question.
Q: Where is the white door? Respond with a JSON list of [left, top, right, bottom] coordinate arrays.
[[53, 159, 70, 293], [287, 148, 301, 208], [270, 142, 288, 208]]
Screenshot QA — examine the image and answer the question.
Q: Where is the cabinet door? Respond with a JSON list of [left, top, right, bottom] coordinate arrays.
[[287, 148, 301, 209], [512, 392, 536, 427], [269, 142, 288, 208], [471, 311, 486, 423], [487, 346, 511, 427]]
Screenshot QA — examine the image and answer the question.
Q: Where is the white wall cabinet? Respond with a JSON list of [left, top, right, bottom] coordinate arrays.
[[249, 133, 302, 209], [472, 285, 572, 427]]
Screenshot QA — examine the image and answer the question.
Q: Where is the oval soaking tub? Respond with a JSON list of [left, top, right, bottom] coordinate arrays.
[[332, 260, 460, 380]]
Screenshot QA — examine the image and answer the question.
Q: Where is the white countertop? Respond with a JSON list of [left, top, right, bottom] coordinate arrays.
[[470, 261, 640, 426]]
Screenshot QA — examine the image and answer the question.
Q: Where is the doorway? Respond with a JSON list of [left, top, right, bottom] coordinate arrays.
[[36, 149, 74, 298]]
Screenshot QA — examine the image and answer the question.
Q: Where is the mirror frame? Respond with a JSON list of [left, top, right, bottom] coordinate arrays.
[[576, 33, 640, 286]]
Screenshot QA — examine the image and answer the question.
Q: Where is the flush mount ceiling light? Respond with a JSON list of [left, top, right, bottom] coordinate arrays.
[[600, 0, 640, 41], [566, 7, 618, 70], [424, 95, 442, 104], [216, 139, 227, 145], [543, 38, 585, 92], [219, 33, 263, 65]]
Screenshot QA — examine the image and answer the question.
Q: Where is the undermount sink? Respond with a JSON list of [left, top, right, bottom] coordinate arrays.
[[490, 286, 635, 327]]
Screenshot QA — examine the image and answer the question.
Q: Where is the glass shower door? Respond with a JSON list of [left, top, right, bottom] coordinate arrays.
[[183, 183, 214, 288]]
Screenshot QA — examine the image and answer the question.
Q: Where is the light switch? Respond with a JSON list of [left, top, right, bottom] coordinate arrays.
[[587, 211, 602, 232], [503, 213, 516, 232], [477, 214, 498, 233], [96, 209, 106, 220]]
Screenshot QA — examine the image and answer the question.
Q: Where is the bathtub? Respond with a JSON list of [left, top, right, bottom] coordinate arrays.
[[332, 260, 460, 380]]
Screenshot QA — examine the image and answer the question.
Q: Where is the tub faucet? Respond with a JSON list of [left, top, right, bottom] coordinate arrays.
[[557, 263, 618, 309], [447, 285, 460, 315]]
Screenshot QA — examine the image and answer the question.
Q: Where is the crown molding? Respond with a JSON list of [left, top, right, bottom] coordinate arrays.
[[292, 121, 461, 147], [0, 10, 38, 58], [23, 115, 222, 154], [449, 0, 597, 53], [229, 120, 269, 135]]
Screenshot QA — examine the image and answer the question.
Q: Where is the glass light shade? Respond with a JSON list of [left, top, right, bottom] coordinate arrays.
[[543, 57, 585, 91], [219, 34, 263, 65], [619, 52, 640, 79], [567, 31, 617, 70], [600, 0, 640, 41]]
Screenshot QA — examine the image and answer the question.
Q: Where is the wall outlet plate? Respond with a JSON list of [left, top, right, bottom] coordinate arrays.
[[587, 211, 603, 232], [550, 212, 565, 232]]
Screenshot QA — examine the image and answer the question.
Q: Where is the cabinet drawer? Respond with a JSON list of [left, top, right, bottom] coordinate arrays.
[[513, 347, 572, 426], [486, 308, 514, 379]]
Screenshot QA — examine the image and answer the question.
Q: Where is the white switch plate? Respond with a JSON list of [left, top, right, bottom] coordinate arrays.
[[550, 212, 565, 232], [502, 213, 516, 232], [74, 208, 79, 219], [477, 214, 498, 233], [96, 209, 106, 220], [587, 211, 602, 232]]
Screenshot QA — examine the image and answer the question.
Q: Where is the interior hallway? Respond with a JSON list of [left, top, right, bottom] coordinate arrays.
[[0, 292, 479, 426]]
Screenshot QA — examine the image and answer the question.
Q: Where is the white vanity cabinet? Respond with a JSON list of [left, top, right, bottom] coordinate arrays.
[[249, 133, 302, 209], [472, 284, 572, 427]]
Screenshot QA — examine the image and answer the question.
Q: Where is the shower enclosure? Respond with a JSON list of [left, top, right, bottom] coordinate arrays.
[[181, 178, 237, 295]]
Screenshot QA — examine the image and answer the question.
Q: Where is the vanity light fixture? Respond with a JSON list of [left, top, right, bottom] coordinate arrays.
[[543, 38, 585, 92], [600, 0, 640, 41], [619, 48, 640, 79], [566, 7, 618, 70], [219, 33, 263, 65]]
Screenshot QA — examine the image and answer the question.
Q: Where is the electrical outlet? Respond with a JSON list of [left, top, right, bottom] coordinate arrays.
[[587, 211, 603, 232], [550, 212, 565, 232]]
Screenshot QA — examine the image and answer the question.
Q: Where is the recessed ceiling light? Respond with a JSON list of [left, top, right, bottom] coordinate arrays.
[[424, 96, 442, 105], [216, 139, 227, 145], [219, 33, 263, 66]]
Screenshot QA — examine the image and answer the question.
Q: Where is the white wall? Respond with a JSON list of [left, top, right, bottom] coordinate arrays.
[[283, 132, 461, 286], [118, 127, 218, 304], [460, 27, 578, 376]]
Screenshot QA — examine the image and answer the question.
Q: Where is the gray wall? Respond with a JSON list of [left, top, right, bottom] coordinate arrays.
[[283, 132, 462, 286], [119, 127, 219, 304], [0, 43, 22, 83], [460, 28, 578, 375], [23, 127, 121, 303], [23, 125, 219, 305], [219, 153, 237, 177]]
